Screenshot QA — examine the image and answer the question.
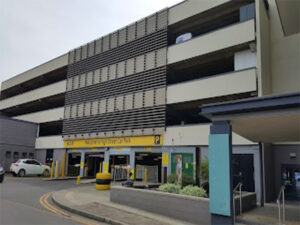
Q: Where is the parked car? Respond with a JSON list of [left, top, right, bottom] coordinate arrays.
[[10, 159, 50, 177], [0, 164, 4, 183]]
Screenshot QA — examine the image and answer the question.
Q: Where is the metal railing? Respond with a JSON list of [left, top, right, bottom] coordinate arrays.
[[277, 186, 286, 225], [233, 182, 243, 223]]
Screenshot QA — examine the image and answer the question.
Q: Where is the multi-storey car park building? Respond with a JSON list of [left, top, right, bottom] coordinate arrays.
[[0, 0, 299, 219]]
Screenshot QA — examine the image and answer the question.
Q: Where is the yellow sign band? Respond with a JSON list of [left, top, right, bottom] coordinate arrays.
[[64, 135, 163, 148]]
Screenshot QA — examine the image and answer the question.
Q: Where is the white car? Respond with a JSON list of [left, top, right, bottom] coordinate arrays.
[[10, 159, 50, 177]]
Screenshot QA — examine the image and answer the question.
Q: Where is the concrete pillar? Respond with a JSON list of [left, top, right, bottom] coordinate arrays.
[[209, 121, 233, 225], [65, 152, 69, 176], [129, 150, 135, 178], [102, 149, 110, 173], [79, 151, 85, 177]]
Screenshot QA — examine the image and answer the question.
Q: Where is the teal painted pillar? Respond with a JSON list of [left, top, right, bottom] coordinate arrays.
[[209, 121, 233, 225]]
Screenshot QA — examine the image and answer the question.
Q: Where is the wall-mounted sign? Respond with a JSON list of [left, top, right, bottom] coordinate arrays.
[[162, 153, 169, 166], [64, 135, 163, 148]]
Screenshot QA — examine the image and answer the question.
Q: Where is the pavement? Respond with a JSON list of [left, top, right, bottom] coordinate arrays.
[[52, 184, 195, 225]]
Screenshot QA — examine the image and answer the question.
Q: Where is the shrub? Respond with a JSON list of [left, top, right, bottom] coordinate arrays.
[[158, 183, 181, 194], [167, 174, 177, 184], [180, 173, 195, 187], [201, 158, 209, 181], [180, 185, 207, 198]]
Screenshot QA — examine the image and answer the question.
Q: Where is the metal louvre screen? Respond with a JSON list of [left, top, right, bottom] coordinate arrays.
[[63, 9, 168, 140]]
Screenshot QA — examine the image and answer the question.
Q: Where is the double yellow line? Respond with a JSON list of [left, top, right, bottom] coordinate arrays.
[[39, 192, 99, 225]]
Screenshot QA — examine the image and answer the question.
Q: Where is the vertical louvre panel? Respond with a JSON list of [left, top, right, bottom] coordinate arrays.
[[134, 92, 143, 109], [86, 71, 93, 86], [118, 28, 127, 46], [147, 15, 157, 35], [69, 50, 75, 64], [101, 67, 108, 82], [116, 96, 124, 111], [156, 48, 167, 67], [88, 41, 95, 57], [73, 76, 79, 89], [110, 32, 118, 49], [145, 51, 155, 70], [117, 61, 125, 78], [136, 19, 146, 39], [155, 87, 166, 105], [99, 99, 106, 114], [71, 104, 77, 118], [79, 73, 86, 88], [78, 103, 84, 117], [126, 58, 135, 76], [95, 38, 102, 54], [64, 105, 71, 119], [82, 45, 88, 59], [144, 89, 154, 107], [135, 55, 145, 73], [157, 10, 168, 30], [102, 35, 110, 52], [67, 78, 73, 91], [94, 69, 100, 84], [125, 94, 133, 110], [75, 47, 81, 62], [127, 24, 136, 42], [109, 64, 116, 80], [84, 102, 91, 116], [91, 100, 99, 115], [107, 97, 115, 113]]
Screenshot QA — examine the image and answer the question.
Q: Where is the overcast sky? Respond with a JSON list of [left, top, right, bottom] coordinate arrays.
[[0, 0, 182, 86]]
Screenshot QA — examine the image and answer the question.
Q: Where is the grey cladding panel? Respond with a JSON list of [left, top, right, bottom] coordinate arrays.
[[118, 28, 127, 46], [69, 50, 75, 64], [82, 45, 88, 59], [88, 42, 95, 57], [102, 35, 110, 52], [127, 24, 136, 42], [110, 32, 118, 49], [147, 15, 157, 35], [75, 47, 81, 62], [95, 38, 102, 54], [137, 19, 146, 39]]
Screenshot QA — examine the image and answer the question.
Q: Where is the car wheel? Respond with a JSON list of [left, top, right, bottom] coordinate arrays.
[[43, 169, 50, 177], [18, 169, 26, 177], [0, 176, 3, 183]]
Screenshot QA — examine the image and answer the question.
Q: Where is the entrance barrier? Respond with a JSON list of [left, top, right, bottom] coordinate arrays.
[[96, 173, 111, 190], [111, 165, 128, 182], [136, 165, 158, 183]]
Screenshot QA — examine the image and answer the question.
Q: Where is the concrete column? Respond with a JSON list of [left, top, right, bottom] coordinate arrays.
[[129, 151, 135, 170], [65, 152, 69, 176], [79, 151, 85, 177], [209, 121, 233, 225]]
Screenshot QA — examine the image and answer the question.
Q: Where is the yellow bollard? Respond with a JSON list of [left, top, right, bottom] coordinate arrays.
[[144, 168, 147, 185], [55, 160, 59, 179], [61, 153, 66, 179], [77, 176, 81, 185], [50, 162, 55, 179]]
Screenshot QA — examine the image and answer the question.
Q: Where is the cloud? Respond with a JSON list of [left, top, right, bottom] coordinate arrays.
[[0, 0, 182, 86]]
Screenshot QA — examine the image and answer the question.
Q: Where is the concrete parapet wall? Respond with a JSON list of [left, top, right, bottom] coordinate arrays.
[[111, 186, 211, 225], [110, 186, 257, 224]]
